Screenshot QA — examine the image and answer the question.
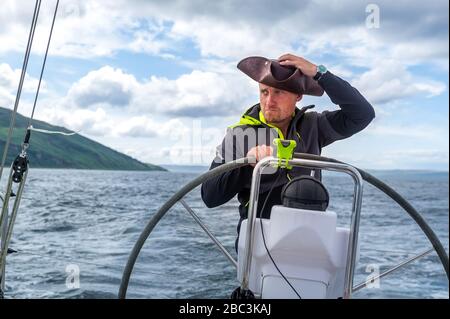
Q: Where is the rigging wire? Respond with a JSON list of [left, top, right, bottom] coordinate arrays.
[[0, 0, 63, 185], [27, 0, 59, 127], [0, 0, 60, 299], [0, 0, 41, 183]]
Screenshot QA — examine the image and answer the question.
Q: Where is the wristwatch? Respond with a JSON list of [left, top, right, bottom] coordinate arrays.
[[313, 64, 327, 81]]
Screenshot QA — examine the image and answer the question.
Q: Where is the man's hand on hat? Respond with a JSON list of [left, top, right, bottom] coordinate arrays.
[[278, 53, 317, 77], [246, 145, 274, 167]]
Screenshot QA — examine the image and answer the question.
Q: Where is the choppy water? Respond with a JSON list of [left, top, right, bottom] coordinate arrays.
[[1, 168, 448, 299]]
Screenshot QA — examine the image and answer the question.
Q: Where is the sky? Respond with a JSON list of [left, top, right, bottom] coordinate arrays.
[[0, 0, 448, 170]]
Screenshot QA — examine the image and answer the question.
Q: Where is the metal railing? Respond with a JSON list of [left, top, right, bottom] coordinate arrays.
[[240, 155, 364, 299]]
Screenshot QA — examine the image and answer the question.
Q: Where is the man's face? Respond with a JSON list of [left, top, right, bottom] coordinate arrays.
[[259, 83, 302, 124]]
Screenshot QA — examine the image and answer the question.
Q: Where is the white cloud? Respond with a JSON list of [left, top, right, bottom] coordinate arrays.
[[0, 86, 14, 108], [40, 107, 112, 136], [2, 0, 447, 169], [112, 116, 190, 139], [37, 102, 195, 140], [366, 124, 448, 140], [65, 65, 256, 117], [88, 116, 224, 165], [127, 29, 171, 56], [134, 70, 255, 117], [127, 0, 448, 68], [170, 18, 293, 59], [1, 0, 447, 68], [390, 39, 449, 68], [0, 63, 46, 108], [112, 116, 158, 138], [324, 147, 449, 170], [379, 149, 449, 166], [0, 63, 45, 93], [67, 66, 138, 108], [0, 0, 170, 59], [352, 61, 447, 104], [179, 58, 239, 74]]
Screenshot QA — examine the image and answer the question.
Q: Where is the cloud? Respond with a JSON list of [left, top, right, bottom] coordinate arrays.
[[125, 0, 449, 67], [2, 0, 447, 170], [66, 65, 256, 117], [40, 107, 112, 136], [170, 18, 293, 59], [352, 61, 447, 104], [0, 63, 46, 108], [112, 116, 190, 139], [366, 124, 448, 140], [127, 29, 173, 56], [0, 87, 14, 108], [134, 70, 255, 117], [67, 66, 138, 108], [1, 0, 447, 68], [379, 149, 449, 166], [0, 63, 45, 93], [0, 0, 171, 59], [112, 116, 158, 138], [38, 102, 194, 140], [323, 147, 449, 170]]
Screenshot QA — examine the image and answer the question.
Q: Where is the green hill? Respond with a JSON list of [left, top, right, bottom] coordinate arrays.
[[0, 107, 165, 171]]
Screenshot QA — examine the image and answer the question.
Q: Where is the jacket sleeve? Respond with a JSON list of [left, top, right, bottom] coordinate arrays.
[[316, 71, 376, 147], [201, 128, 253, 208]]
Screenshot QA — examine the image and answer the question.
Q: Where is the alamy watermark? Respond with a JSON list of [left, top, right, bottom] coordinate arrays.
[[166, 119, 279, 169], [365, 263, 381, 288], [366, 4, 381, 29], [65, 264, 80, 289]]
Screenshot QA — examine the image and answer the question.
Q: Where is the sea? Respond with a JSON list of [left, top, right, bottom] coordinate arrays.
[[1, 167, 448, 299]]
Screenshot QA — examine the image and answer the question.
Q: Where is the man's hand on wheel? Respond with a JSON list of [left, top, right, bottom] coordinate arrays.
[[246, 145, 274, 167]]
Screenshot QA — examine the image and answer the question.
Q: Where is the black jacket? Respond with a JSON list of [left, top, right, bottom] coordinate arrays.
[[201, 71, 375, 242]]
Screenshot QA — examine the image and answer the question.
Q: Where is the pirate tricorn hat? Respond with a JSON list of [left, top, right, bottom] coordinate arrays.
[[237, 56, 324, 96]]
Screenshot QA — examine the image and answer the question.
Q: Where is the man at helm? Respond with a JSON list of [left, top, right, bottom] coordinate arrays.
[[201, 53, 375, 250]]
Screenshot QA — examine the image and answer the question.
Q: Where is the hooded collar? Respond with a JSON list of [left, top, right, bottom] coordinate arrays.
[[231, 103, 315, 139]]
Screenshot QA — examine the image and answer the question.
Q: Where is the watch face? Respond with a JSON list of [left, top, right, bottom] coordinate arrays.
[[318, 65, 327, 73]]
